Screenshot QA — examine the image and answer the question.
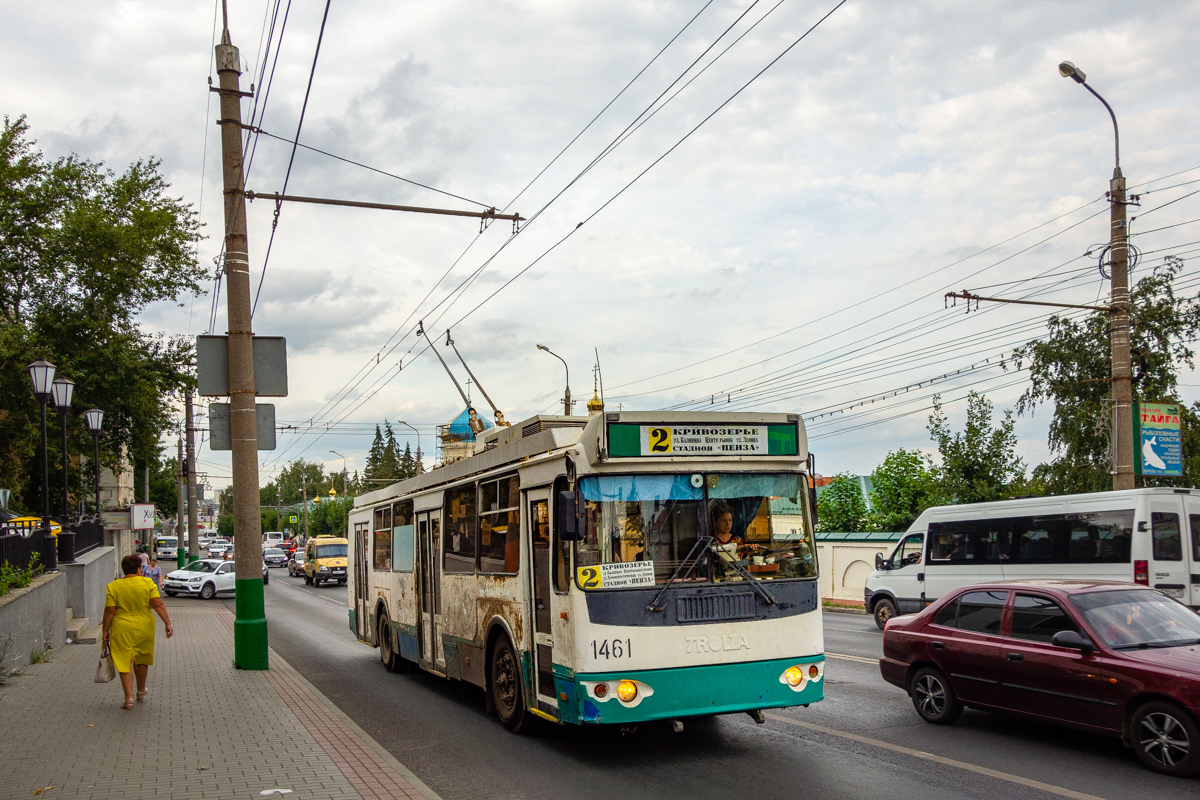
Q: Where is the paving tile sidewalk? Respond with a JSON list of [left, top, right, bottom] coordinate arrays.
[[0, 602, 440, 800]]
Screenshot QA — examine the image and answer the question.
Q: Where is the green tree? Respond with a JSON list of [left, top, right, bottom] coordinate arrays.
[[382, 422, 401, 479], [1013, 259, 1200, 493], [0, 116, 204, 513], [867, 449, 941, 530], [309, 496, 353, 538], [816, 473, 868, 532], [364, 425, 385, 485], [927, 391, 1025, 504]]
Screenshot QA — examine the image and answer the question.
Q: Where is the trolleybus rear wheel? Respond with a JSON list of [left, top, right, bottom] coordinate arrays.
[[490, 637, 527, 732], [379, 613, 405, 673]]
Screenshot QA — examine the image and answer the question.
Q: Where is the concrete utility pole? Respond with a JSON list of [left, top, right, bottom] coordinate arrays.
[[1059, 61, 1134, 490], [216, 7, 267, 669], [301, 474, 310, 541], [176, 435, 185, 567], [185, 393, 201, 561]]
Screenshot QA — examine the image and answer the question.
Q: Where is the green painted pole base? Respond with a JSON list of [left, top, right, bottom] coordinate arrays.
[[234, 577, 269, 670], [177, 547, 186, 569]]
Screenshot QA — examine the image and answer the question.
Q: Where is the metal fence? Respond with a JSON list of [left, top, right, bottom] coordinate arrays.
[[72, 519, 105, 557], [0, 527, 42, 572]]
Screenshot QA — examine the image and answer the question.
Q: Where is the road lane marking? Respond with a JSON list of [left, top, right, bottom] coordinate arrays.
[[272, 578, 346, 605], [825, 652, 877, 664], [762, 713, 1106, 800], [825, 627, 881, 635]]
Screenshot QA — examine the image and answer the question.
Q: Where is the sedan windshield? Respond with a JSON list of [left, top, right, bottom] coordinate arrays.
[[264, 548, 284, 556], [184, 561, 216, 573], [1070, 589, 1200, 648], [576, 473, 816, 587]]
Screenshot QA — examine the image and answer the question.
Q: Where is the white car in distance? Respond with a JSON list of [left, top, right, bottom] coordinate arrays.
[[164, 559, 235, 599]]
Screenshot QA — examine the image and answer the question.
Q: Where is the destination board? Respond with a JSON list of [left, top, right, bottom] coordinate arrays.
[[607, 422, 799, 457], [577, 561, 656, 589]]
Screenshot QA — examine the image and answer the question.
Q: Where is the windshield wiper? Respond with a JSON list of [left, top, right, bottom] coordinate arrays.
[[647, 535, 713, 612], [1113, 637, 1200, 650]]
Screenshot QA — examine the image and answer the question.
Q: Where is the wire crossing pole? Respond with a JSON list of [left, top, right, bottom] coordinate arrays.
[[216, 18, 268, 669], [1109, 167, 1134, 489], [185, 392, 201, 563], [176, 435, 186, 568]]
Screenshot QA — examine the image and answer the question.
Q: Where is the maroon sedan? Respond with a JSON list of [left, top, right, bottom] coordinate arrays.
[[880, 580, 1200, 777]]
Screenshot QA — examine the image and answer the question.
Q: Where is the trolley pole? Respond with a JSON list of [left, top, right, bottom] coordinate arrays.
[[185, 392, 201, 562], [216, 12, 268, 669]]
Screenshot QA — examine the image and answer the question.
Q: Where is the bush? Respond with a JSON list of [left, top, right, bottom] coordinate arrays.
[[0, 554, 43, 597]]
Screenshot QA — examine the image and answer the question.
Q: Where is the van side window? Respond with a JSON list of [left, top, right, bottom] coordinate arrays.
[[954, 591, 1006, 634], [892, 534, 923, 568], [927, 512, 1132, 565], [1190, 515, 1200, 562], [1010, 594, 1078, 643], [1153, 512, 1183, 561]]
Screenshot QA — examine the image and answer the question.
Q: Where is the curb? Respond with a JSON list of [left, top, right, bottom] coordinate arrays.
[[822, 605, 867, 616]]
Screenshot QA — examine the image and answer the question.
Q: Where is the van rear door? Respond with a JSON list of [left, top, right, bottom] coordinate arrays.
[[1182, 497, 1200, 606], [1149, 496, 1188, 602]]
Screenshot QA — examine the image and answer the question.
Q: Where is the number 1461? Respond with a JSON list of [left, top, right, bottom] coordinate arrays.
[[591, 638, 632, 659]]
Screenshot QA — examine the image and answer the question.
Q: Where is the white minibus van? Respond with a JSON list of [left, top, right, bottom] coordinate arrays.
[[262, 531, 285, 547], [864, 487, 1197, 629]]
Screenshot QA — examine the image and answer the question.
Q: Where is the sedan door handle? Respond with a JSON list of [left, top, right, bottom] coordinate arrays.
[[1007, 652, 1023, 662], [931, 641, 946, 650]]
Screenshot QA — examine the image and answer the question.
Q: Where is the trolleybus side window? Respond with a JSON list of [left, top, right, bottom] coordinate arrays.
[[1153, 512, 1183, 561], [392, 501, 415, 572], [444, 483, 477, 573], [373, 505, 393, 571], [479, 474, 520, 574]]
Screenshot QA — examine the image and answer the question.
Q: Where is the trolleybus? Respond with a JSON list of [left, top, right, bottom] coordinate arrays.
[[347, 410, 823, 731]]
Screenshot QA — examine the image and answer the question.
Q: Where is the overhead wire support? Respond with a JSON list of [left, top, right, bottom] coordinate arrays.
[[244, 191, 524, 227], [944, 290, 1111, 314]]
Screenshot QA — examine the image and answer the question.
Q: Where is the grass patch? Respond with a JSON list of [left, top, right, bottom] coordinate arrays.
[[0, 554, 43, 597]]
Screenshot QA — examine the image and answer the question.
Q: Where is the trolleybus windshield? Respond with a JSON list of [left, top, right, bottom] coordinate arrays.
[[576, 473, 816, 587]]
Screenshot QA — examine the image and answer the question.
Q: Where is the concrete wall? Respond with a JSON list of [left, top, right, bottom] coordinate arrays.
[[62, 546, 116, 625], [816, 540, 893, 606], [0, 572, 67, 674]]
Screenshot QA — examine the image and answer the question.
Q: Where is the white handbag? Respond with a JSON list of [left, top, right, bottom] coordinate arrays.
[[94, 642, 116, 683]]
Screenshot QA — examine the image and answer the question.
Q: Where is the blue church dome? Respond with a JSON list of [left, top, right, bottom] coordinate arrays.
[[445, 406, 491, 441]]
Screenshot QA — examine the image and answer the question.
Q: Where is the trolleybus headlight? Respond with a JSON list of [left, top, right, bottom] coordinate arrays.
[[617, 680, 638, 703], [783, 666, 804, 687], [594, 683, 608, 698]]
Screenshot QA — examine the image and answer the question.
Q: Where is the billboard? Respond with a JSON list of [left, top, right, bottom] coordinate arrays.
[[1135, 402, 1183, 477]]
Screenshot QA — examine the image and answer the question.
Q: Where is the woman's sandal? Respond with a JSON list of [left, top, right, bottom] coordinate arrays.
[[136, 689, 148, 702], [121, 699, 135, 710]]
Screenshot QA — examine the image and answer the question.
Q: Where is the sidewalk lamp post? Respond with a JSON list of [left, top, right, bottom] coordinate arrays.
[[1059, 61, 1134, 490], [28, 359, 57, 571], [84, 408, 104, 517], [396, 420, 422, 473], [536, 344, 573, 415], [51, 377, 75, 563]]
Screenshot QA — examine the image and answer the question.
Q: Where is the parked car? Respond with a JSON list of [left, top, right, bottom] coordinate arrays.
[[880, 580, 1200, 776], [262, 547, 288, 568], [287, 551, 307, 577]]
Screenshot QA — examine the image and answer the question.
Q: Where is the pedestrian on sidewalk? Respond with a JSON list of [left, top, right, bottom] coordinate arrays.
[[142, 558, 163, 590], [101, 554, 173, 710]]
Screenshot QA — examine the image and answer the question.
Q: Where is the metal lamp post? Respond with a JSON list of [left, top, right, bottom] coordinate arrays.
[[51, 378, 75, 563], [329, 450, 347, 495], [1059, 61, 1134, 490], [396, 420, 422, 473], [536, 344, 573, 415], [84, 409, 104, 517], [28, 360, 57, 571]]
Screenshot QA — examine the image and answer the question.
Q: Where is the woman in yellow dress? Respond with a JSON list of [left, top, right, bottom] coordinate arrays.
[[102, 554, 174, 709]]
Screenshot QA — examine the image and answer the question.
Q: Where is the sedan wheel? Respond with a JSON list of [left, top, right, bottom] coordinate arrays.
[[1132, 702, 1200, 776], [910, 666, 961, 725]]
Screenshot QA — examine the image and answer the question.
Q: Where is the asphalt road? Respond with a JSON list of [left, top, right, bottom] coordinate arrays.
[[224, 570, 1200, 800]]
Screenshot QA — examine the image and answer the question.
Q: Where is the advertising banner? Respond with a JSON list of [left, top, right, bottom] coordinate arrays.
[[1135, 402, 1183, 476]]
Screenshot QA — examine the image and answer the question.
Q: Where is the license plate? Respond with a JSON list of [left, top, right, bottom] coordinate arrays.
[[1162, 586, 1186, 599]]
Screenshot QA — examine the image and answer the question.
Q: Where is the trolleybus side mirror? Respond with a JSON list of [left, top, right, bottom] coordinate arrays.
[[557, 490, 582, 541], [809, 485, 819, 529]]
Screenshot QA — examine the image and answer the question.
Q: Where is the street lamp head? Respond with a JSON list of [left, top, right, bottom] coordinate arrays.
[[536, 344, 549, 352], [1058, 61, 1086, 84], [51, 378, 75, 409], [84, 408, 104, 432], [27, 359, 56, 397]]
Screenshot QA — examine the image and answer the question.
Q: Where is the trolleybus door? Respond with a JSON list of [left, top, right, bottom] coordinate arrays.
[[354, 522, 371, 641], [417, 511, 444, 672], [526, 488, 558, 715]]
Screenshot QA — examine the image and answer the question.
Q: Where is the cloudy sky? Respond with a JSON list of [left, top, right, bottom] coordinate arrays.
[[6, 0, 1200, 490]]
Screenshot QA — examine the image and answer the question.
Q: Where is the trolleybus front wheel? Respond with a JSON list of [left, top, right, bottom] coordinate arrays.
[[489, 637, 528, 733]]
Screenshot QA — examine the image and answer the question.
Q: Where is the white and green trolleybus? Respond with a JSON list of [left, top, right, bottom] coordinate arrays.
[[347, 410, 824, 731]]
